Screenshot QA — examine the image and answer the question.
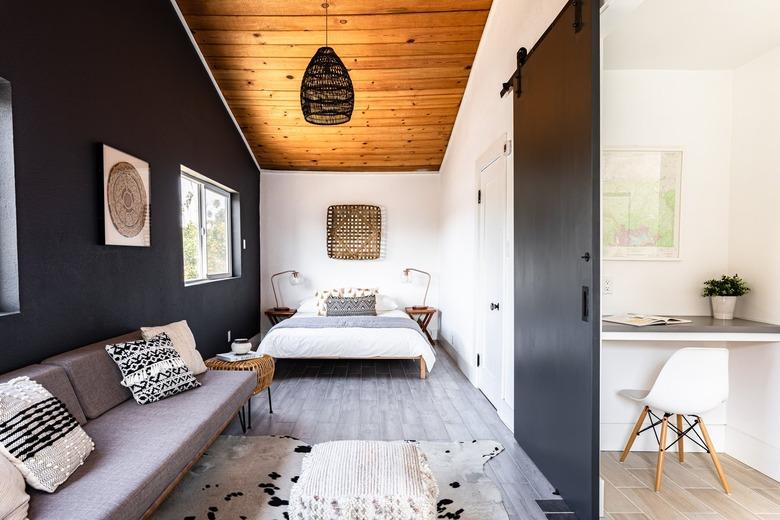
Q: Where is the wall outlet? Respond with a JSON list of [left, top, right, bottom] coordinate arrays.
[[603, 278, 613, 295], [227, 330, 232, 342]]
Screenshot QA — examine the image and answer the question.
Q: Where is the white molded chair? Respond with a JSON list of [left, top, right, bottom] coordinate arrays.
[[618, 348, 731, 493]]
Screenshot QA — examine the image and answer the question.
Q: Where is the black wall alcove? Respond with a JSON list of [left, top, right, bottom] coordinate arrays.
[[0, 1, 261, 373]]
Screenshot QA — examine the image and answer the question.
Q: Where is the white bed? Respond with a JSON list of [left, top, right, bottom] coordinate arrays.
[[258, 310, 436, 378]]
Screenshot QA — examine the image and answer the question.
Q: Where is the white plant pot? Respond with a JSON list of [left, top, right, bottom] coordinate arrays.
[[711, 296, 737, 320], [231, 339, 252, 354]]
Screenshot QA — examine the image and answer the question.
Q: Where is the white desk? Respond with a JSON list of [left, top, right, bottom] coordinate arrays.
[[600, 316, 780, 454], [602, 316, 780, 343]]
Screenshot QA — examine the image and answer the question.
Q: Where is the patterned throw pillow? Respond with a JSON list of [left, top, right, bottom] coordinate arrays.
[[326, 295, 378, 317], [105, 332, 201, 405], [0, 377, 94, 492], [315, 287, 378, 316]]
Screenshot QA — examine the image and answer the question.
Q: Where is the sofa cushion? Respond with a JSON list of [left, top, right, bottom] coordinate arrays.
[[43, 331, 142, 419], [0, 364, 87, 425], [27, 370, 256, 520]]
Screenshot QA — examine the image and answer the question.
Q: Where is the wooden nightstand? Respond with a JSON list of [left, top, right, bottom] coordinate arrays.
[[405, 307, 437, 345], [265, 308, 296, 326]]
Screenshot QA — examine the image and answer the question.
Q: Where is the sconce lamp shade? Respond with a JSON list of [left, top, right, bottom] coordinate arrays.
[[271, 270, 302, 311]]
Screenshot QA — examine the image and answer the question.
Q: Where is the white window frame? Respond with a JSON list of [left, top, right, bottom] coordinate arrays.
[[180, 166, 235, 285]]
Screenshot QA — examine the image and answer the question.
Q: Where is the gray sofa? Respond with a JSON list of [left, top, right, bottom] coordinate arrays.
[[0, 331, 256, 520]]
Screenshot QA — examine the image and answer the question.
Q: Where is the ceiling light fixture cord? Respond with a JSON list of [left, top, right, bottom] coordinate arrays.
[[324, 2, 329, 47]]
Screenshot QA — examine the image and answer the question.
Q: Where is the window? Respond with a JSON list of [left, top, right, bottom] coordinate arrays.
[[180, 167, 237, 284], [0, 77, 19, 315]]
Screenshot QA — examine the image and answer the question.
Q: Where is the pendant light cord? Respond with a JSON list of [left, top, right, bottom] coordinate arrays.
[[325, 3, 329, 47]]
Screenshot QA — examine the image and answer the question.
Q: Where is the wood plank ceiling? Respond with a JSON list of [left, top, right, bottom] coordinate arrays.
[[176, 0, 493, 172]]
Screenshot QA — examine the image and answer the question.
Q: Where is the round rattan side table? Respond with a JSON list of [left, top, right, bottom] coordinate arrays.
[[205, 355, 275, 432]]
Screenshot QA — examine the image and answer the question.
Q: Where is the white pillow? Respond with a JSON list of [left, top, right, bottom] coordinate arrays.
[[297, 297, 318, 314], [0, 377, 94, 493], [0, 454, 28, 520], [141, 320, 207, 375], [376, 294, 399, 312]]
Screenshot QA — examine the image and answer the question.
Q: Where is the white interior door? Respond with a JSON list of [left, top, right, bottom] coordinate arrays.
[[478, 153, 507, 409]]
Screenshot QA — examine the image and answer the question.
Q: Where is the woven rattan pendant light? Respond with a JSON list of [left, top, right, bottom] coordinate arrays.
[[300, 2, 354, 125]]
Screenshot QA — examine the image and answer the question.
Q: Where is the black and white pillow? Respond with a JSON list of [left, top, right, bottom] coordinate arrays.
[[0, 377, 94, 492], [105, 332, 201, 405], [325, 295, 377, 317]]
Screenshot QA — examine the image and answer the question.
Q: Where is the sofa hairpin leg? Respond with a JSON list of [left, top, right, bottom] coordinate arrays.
[[238, 404, 246, 433]]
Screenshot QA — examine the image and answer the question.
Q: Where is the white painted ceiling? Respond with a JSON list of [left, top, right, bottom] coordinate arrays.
[[603, 0, 780, 70]]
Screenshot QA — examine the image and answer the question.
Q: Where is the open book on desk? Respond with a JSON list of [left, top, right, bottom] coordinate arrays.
[[603, 314, 693, 327]]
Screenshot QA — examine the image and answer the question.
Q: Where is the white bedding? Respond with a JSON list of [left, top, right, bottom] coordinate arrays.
[[258, 310, 436, 370]]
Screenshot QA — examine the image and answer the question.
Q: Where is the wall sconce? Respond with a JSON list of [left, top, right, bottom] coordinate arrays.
[[401, 267, 431, 310], [271, 270, 302, 311]]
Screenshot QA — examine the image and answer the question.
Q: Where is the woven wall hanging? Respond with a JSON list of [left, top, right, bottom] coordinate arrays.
[[326, 205, 381, 260]]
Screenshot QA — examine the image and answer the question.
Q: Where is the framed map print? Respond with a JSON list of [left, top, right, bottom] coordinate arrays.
[[602, 149, 682, 260], [102, 145, 150, 247]]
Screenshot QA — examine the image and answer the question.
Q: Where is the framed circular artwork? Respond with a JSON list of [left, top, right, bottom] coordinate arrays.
[[102, 145, 150, 246]]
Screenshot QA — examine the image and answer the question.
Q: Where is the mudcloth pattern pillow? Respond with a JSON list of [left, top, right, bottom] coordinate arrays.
[[105, 332, 200, 405], [315, 287, 378, 315], [0, 377, 94, 492], [326, 295, 377, 317]]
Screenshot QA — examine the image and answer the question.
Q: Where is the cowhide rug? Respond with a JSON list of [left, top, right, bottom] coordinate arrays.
[[153, 436, 508, 520]]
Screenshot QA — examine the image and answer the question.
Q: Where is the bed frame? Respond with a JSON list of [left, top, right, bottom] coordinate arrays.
[[280, 355, 427, 379]]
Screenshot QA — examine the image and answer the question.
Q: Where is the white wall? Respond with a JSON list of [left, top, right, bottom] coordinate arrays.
[[259, 171, 440, 333], [600, 47, 780, 482], [437, 0, 566, 402], [600, 69, 734, 452], [726, 45, 780, 481], [602, 69, 734, 315]]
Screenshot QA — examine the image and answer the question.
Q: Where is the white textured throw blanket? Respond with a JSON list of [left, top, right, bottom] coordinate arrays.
[[153, 436, 508, 519], [289, 441, 438, 520]]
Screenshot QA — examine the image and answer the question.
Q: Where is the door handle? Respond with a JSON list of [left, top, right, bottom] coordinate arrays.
[[490, 302, 500, 311], [581, 286, 590, 322]]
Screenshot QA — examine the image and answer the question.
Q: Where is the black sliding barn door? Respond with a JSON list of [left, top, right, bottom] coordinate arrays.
[[512, 1, 599, 518]]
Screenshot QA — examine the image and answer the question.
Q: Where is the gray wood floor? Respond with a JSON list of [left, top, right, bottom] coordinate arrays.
[[223, 348, 557, 520]]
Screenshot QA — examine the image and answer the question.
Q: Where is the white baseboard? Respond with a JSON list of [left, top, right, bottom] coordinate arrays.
[[600, 422, 726, 453], [437, 337, 477, 384], [726, 426, 780, 482], [438, 337, 514, 432]]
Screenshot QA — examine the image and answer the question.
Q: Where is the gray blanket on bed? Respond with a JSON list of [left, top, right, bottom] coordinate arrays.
[[269, 316, 427, 341]]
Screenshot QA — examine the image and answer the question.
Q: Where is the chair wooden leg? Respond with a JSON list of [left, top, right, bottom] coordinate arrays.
[[698, 416, 731, 494], [677, 414, 685, 463], [620, 405, 650, 462], [655, 415, 669, 492]]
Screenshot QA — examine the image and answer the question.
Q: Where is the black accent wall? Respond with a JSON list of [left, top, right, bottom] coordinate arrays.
[[0, 1, 261, 373]]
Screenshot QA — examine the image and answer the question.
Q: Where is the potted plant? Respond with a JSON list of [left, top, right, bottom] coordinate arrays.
[[702, 274, 750, 320]]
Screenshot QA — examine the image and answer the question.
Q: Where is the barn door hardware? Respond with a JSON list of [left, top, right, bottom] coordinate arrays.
[[499, 47, 528, 98], [572, 0, 583, 32]]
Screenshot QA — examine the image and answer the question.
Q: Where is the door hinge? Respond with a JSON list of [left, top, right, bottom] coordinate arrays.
[[477, 189, 482, 204], [477, 354, 481, 367], [503, 140, 512, 155]]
